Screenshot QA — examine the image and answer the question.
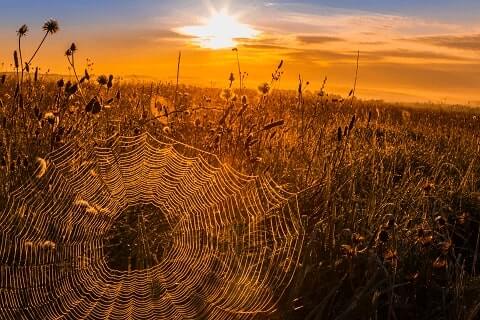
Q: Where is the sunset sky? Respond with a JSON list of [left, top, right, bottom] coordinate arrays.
[[1, 0, 480, 103]]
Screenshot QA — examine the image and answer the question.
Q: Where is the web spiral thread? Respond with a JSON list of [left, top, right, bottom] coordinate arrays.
[[0, 132, 304, 319]]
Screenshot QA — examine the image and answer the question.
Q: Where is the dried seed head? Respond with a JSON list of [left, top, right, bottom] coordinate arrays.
[[348, 114, 356, 132], [220, 88, 234, 101], [97, 75, 108, 86], [66, 83, 78, 96], [43, 19, 59, 34], [65, 80, 72, 92], [241, 95, 248, 105], [13, 51, 19, 69], [86, 97, 101, 114], [107, 75, 113, 89], [17, 24, 28, 37], [258, 82, 270, 95]]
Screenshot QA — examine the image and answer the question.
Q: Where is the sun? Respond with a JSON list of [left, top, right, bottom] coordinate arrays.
[[176, 9, 259, 49]]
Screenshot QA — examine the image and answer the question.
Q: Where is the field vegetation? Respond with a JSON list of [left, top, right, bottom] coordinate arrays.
[[1, 20, 480, 319]]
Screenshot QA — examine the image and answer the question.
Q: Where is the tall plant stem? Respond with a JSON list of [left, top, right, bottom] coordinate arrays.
[[173, 51, 181, 111], [350, 50, 360, 107], [235, 50, 242, 94], [24, 32, 48, 69], [18, 36, 24, 86]]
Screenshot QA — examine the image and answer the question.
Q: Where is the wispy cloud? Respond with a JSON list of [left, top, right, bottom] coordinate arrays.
[[296, 35, 344, 44], [406, 34, 480, 51]]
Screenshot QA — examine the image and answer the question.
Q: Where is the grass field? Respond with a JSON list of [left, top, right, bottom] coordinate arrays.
[[1, 60, 480, 319]]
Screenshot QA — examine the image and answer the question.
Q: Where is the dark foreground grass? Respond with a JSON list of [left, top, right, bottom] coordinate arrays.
[[1, 72, 480, 319]]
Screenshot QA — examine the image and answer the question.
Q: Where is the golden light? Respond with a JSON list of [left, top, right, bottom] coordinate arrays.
[[176, 9, 259, 49]]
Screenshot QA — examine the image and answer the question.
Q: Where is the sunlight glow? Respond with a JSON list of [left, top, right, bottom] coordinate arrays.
[[176, 9, 259, 49]]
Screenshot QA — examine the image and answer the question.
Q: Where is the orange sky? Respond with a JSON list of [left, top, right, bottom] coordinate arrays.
[[1, 1, 480, 104]]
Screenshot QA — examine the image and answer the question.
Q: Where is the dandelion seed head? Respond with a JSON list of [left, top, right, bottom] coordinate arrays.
[[17, 24, 28, 37], [43, 19, 59, 34]]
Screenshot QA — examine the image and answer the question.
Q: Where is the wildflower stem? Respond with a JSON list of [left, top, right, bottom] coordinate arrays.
[[25, 32, 48, 69], [67, 51, 87, 103], [350, 50, 359, 108], [235, 49, 242, 94], [18, 36, 24, 86], [173, 51, 181, 111]]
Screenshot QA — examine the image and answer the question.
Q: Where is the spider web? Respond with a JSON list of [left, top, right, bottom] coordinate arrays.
[[0, 132, 304, 319]]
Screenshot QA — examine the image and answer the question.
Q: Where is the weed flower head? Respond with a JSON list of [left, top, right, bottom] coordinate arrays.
[[43, 19, 59, 34], [220, 88, 235, 101], [258, 82, 270, 95], [17, 24, 28, 37]]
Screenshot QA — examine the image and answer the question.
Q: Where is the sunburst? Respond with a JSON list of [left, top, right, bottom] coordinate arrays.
[[176, 8, 259, 49]]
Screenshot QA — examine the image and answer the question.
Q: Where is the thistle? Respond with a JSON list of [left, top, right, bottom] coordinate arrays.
[[258, 82, 270, 95], [17, 24, 28, 37], [220, 88, 235, 102], [228, 72, 235, 88], [97, 75, 108, 86], [43, 19, 59, 34]]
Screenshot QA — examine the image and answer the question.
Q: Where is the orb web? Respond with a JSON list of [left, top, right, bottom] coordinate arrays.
[[0, 132, 304, 319]]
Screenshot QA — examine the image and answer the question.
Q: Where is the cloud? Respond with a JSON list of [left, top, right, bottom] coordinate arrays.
[[277, 47, 473, 66], [361, 49, 473, 61], [235, 36, 293, 51], [408, 34, 480, 51], [242, 44, 291, 50], [88, 29, 193, 50], [152, 30, 192, 41], [252, 3, 466, 42], [285, 49, 359, 63], [296, 35, 344, 44]]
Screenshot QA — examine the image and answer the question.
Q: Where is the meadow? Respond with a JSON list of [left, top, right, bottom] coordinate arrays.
[[1, 24, 480, 320]]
